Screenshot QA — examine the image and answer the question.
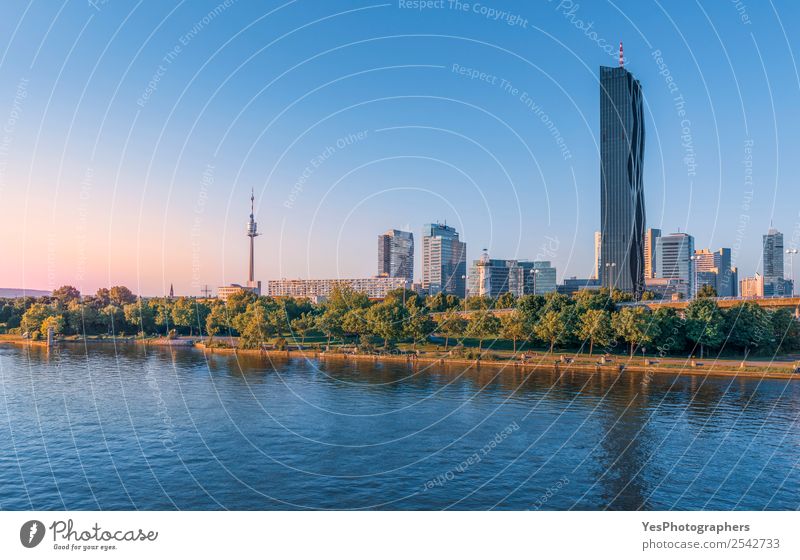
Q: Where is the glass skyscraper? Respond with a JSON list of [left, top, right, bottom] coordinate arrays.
[[599, 63, 646, 297], [422, 223, 466, 297], [762, 228, 789, 296], [763, 228, 784, 281], [377, 229, 414, 282]]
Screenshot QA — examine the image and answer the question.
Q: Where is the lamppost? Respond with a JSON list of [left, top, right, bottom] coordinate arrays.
[[690, 255, 699, 299], [787, 249, 798, 296], [462, 274, 468, 313], [604, 262, 616, 291], [530, 268, 540, 295]]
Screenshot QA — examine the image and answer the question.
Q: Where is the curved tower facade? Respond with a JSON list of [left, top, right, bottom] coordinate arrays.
[[599, 53, 646, 297]]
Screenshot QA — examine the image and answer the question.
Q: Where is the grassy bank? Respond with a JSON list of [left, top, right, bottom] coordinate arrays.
[[3, 334, 798, 380]]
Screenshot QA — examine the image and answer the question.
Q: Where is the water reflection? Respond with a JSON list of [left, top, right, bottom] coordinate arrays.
[[0, 343, 798, 510]]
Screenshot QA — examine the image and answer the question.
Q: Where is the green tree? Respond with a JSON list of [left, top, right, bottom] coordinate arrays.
[[610, 289, 634, 303], [238, 301, 275, 349], [205, 301, 230, 340], [685, 299, 726, 358], [100, 304, 125, 335], [770, 308, 800, 353], [124, 300, 155, 336], [725, 302, 772, 358], [573, 289, 613, 312], [95, 288, 111, 306], [425, 292, 461, 312], [517, 294, 546, 331], [289, 312, 316, 344], [170, 297, 196, 336], [65, 300, 101, 335], [404, 302, 435, 349], [436, 310, 466, 350], [21, 303, 55, 335], [650, 307, 686, 354], [383, 288, 421, 308], [495, 292, 516, 309], [40, 315, 65, 338], [316, 308, 344, 347], [109, 286, 136, 306], [342, 308, 370, 339], [152, 299, 173, 333], [465, 296, 492, 311], [696, 284, 718, 298], [612, 307, 653, 356], [577, 309, 612, 355], [500, 309, 527, 353], [466, 310, 501, 351], [540, 292, 572, 315], [225, 289, 258, 316], [328, 284, 370, 312], [534, 310, 566, 353], [268, 306, 289, 337], [366, 300, 407, 349], [52, 285, 81, 305], [281, 297, 313, 321]]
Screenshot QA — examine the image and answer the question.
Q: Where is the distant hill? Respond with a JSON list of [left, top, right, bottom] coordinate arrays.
[[0, 288, 51, 298]]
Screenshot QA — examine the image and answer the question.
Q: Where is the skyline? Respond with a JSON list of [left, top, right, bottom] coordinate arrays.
[[2, 1, 800, 295]]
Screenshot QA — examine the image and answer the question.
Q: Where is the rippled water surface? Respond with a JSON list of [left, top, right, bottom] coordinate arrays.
[[1, 344, 798, 510]]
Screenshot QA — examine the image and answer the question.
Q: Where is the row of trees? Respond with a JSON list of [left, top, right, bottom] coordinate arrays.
[[2, 284, 798, 357]]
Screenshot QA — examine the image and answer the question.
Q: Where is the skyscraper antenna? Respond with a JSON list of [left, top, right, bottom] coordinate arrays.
[[619, 41, 624, 67]]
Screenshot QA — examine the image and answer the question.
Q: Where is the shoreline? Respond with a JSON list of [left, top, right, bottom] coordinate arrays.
[[2, 335, 798, 381], [197, 345, 800, 381]]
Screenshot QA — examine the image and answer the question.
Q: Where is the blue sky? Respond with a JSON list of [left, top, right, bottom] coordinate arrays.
[[1, 0, 799, 295]]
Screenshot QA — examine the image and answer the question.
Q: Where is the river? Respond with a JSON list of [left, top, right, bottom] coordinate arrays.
[[1, 344, 798, 510]]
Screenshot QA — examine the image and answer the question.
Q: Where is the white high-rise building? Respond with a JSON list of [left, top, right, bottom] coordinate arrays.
[[422, 223, 467, 297], [592, 231, 601, 280], [656, 233, 694, 298]]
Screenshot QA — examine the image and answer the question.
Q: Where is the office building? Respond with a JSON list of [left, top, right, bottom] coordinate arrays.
[[469, 251, 556, 297], [470, 251, 512, 298], [763, 228, 784, 280], [645, 277, 689, 300], [740, 273, 764, 298], [765, 278, 793, 297], [268, 277, 409, 300], [695, 271, 718, 295], [378, 229, 414, 282], [714, 248, 736, 297], [656, 233, 694, 298], [528, 262, 557, 295], [693, 249, 715, 272], [557, 277, 602, 296], [643, 228, 661, 279], [692, 249, 717, 296], [422, 223, 467, 297], [599, 49, 646, 297], [762, 228, 789, 296], [690, 247, 736, 297]]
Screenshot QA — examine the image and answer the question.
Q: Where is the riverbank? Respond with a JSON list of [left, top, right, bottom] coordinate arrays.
[[194, 342, 800, 381], [2, 334, 798, 380]]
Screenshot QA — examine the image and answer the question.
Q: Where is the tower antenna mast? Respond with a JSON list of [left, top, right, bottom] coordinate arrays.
[[246, 188, 260, 288], [619, 41, 624, 67]]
